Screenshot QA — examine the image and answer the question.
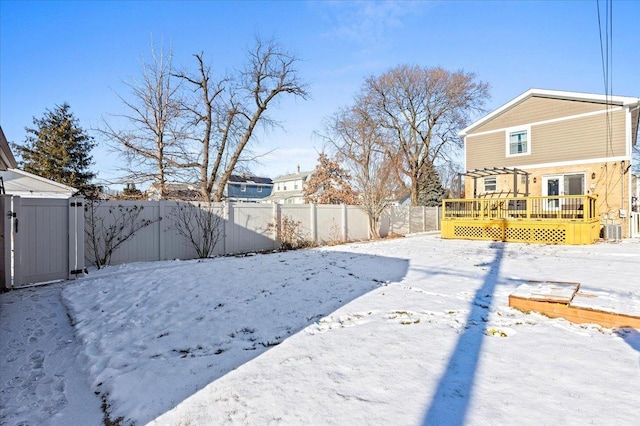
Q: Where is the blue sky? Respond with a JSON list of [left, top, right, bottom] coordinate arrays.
[[1, 0, 638, 188]]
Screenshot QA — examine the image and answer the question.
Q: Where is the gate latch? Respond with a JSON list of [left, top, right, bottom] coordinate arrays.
[[6, 211, 18, 233]]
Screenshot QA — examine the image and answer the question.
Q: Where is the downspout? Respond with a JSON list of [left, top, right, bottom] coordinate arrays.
[[623, 103, 639, 236], [621, 160, 625, 224]]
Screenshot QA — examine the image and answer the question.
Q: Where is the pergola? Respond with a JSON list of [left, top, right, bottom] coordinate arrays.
[[457, 167, 530, 198]]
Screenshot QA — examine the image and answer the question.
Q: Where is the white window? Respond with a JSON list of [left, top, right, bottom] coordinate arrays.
[[294, 182, 299, 190], [484, 177, 497, 192], [506, 127, 530, 156]]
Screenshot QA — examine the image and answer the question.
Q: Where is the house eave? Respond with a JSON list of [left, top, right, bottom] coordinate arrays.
[[0, 126, 18, 170]]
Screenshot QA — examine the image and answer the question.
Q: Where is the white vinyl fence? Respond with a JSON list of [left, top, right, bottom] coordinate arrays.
[[84, 201, 441, 267], [380, 206, 441, 236]]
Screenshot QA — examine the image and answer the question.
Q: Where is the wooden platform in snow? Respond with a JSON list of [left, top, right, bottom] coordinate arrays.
[[509, 281, 640, 329]]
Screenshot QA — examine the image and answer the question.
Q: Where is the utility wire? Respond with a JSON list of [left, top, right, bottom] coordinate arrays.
[[597, 0, 614, 212]]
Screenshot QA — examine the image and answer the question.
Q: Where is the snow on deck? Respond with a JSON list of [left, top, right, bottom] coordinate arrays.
[[571, 290, 640, 318]]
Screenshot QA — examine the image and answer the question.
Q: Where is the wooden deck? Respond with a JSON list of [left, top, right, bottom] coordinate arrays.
[[442, 195, 600, 245], [509, 281, 640, 329]]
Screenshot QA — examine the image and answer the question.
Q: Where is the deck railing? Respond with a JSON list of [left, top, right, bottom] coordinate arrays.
[[441, 195, 600, 245], [443, 195, 598, 222]]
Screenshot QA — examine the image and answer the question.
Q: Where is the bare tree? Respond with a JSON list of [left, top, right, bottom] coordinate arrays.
[[364, 65, 490, 205], [437, 160, 464, 198], [323, 101, 403, 237], [211, 38, 309, 201], [173, 53, 227, 200], [99, 44, 184, 199], [174, 39, 309, 201]]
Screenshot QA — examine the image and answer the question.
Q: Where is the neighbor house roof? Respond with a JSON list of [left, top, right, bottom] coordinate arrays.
[[146, 182, 202, 201], [272, 171, 313, 183], [228, 174, 273, 185], [459, 88, 640, 137], [263, 190, 305, 202]]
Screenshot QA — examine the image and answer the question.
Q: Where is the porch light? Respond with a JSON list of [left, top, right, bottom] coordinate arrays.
[[533, 177, 537, 183], [591, 172, 596, 180]]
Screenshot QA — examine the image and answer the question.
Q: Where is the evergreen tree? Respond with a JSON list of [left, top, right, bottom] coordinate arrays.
[[304, 153, 358, 204], [417, 161, 446, 207], [15, 103, 97, 193], [121, 183, 144, 200]]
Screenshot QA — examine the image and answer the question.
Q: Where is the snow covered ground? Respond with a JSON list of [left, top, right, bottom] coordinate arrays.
[[2, 234, 640, 425]]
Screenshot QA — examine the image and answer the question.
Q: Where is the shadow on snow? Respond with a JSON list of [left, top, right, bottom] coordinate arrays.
[[422, 241, 506, 426], [64, 248, 409, 425]]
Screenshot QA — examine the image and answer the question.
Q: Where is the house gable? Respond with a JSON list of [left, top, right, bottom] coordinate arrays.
[[465, 108, 627, 170], [468, 97, 606, 134], [463, 89, 639, 171], [461, 89, 640, 137]]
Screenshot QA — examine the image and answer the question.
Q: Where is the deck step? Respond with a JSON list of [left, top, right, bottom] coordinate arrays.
[[509, 280, 640, 329]]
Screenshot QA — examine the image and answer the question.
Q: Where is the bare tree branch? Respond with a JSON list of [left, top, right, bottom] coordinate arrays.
[[98, 42, 186, 198], [364, 65, 490, 205]]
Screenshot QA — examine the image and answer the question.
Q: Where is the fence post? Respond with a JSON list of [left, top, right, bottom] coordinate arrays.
[[11, 196, 21, 287], [159, 201, 166, 261], [68, 196, 85, 279], [1, 195, 11, 289], [422, 206, 426, 232], [310, 203, 317, 243], [273, 203, 280, 249], [224, 202, 232, 255], [341, 204, 348, 241]]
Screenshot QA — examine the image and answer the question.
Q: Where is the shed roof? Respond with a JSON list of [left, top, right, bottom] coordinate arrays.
[[0, 169, 77, 198]]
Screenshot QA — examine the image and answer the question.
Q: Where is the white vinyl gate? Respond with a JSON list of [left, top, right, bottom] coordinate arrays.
[[631, 212, 640, 238], [1, 195, 84, 289]]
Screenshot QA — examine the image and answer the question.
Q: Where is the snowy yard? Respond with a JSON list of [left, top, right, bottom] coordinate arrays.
[[2, 234, 640, 425]]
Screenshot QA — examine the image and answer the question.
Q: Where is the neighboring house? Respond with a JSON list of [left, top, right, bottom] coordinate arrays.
[[146, 175, 273, 202], [265, 168, 313, 204], [0, 126, 77, 198], [225, 174, 273, 203], [389, 194, 411, 207], [147, 183, 201, 201], [459, 88, 640, 238]]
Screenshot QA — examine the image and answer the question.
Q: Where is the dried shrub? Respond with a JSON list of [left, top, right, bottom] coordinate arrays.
[[169, 202, 223, 258], [85, 201, 161, 269], [268, 215, 314, 250]]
